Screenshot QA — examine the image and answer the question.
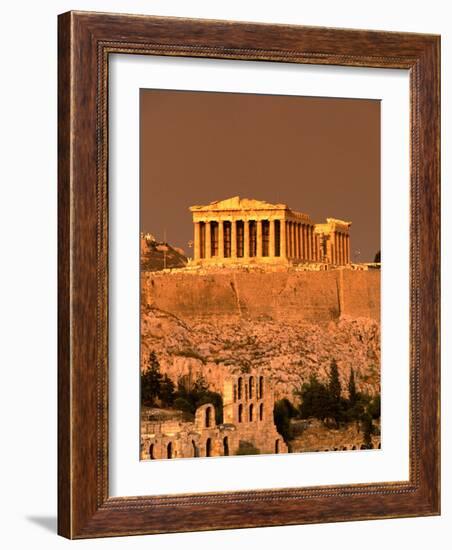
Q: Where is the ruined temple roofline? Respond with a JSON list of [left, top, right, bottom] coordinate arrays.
[[189, 196, 352, 266], [190, 196, 312, 223]]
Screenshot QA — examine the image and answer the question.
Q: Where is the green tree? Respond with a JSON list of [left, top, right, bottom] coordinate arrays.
[[296, 374, 331, 422], [173, 374, 223, 423], [368, 394, 381, 420], [374, 250, 381, 263], [141, 351, 163, 407], [159, 374, 175, 407], [348, 368, 357, 407], [173, 397, 192, 414], [328, 359, 343, 426], [361, 412, 374, 449], [273, 398, 296, 443], [328, 359, 341, 402]]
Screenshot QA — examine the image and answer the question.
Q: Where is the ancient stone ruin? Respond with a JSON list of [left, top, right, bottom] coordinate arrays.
[[140, 370, 287, 460], [190, 196, 351, 267]]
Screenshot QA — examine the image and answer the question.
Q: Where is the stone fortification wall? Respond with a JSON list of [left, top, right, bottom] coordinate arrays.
[[142, 268, 380, 324]]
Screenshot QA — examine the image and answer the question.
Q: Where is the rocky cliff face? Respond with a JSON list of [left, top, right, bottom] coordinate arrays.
[[141, 300, 380, 403]]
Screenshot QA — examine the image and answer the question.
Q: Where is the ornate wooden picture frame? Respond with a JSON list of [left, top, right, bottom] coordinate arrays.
[[58, 11, 440, 538]]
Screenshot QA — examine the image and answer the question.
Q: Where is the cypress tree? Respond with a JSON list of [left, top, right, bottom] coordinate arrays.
[[362, 413, 374, 449], [328, 359, 341, 402], [141, 351, 163, 407], [328, 359, 342, 426], [348, 368, 357, 407]]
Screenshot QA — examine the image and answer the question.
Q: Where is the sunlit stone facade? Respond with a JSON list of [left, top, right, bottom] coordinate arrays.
[[190, 196, 351, 266], [140, 371, 287, 460]]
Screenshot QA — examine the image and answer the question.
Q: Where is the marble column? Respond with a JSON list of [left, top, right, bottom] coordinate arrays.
[[194, 222, 201, 261], [335, 233, 338, 264], [286, 220, 292, 258], [310, 227, 315, 262], [299, 224, 303, 259], [341, 234, 345, 265], [290, 222, 295, 258], [244, 220, 250, 259], [330, 232, 334, 264], [342, 234, 345, 265], [297, 223, 303, 260], [231, 220, 237, 258], [303, 224, 308, 260], [346, 234, 350, 264], [269, 219, 275, 258], [257, 219, 263, 257], [218, 220, 224, 258], [280, 219, 287, 258], [294, 223, 299, 259], [205, 221, 211, 259]]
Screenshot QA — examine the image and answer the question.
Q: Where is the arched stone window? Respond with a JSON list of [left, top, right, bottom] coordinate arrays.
[[249, 403, 254, 422], [167, 442, 173, 459], [149, 443, 155, 460], [259, 376, 264, 398], [275, 439, 280, 454], [205, 406, 211, 428], [259, 403, 264, 421], [192, 440, 198, 457], [233, 384, 237, 402], [206, 438, 212, 457], [238, 403, 243, 423], [223, 436, 229, 456], [249, 376, 254, 398], [237, 377, 243, 400]]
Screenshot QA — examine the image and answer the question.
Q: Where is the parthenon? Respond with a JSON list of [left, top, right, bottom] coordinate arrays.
[[190, 196, 351, 266]]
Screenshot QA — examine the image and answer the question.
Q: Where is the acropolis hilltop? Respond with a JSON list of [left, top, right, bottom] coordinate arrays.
[[140, 197, 381, 460], [190, 196, 352, 267]]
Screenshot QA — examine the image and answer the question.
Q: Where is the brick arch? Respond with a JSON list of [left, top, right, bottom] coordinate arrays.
[[206, 438, 212, 457], [223, 436, 229, 456], [237, 377, 243, 400], [249, 376, 254, 398], [205, 406, 212, 428], [238, 403, 243, 423]]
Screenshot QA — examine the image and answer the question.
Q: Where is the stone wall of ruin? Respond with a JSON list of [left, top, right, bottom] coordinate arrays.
[[142, 268, 380, 323], [289, 419, 381, 453]]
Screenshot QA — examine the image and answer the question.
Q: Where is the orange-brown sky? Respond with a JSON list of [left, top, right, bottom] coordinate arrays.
[[141, 89, 380, 262]]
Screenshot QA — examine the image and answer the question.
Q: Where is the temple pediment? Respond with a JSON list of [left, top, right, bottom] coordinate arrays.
[[190, 196, 288, 212], [189, 196, 351, 267]]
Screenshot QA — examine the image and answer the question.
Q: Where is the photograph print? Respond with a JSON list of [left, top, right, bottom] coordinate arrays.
[[139, 89, 381, 461]]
